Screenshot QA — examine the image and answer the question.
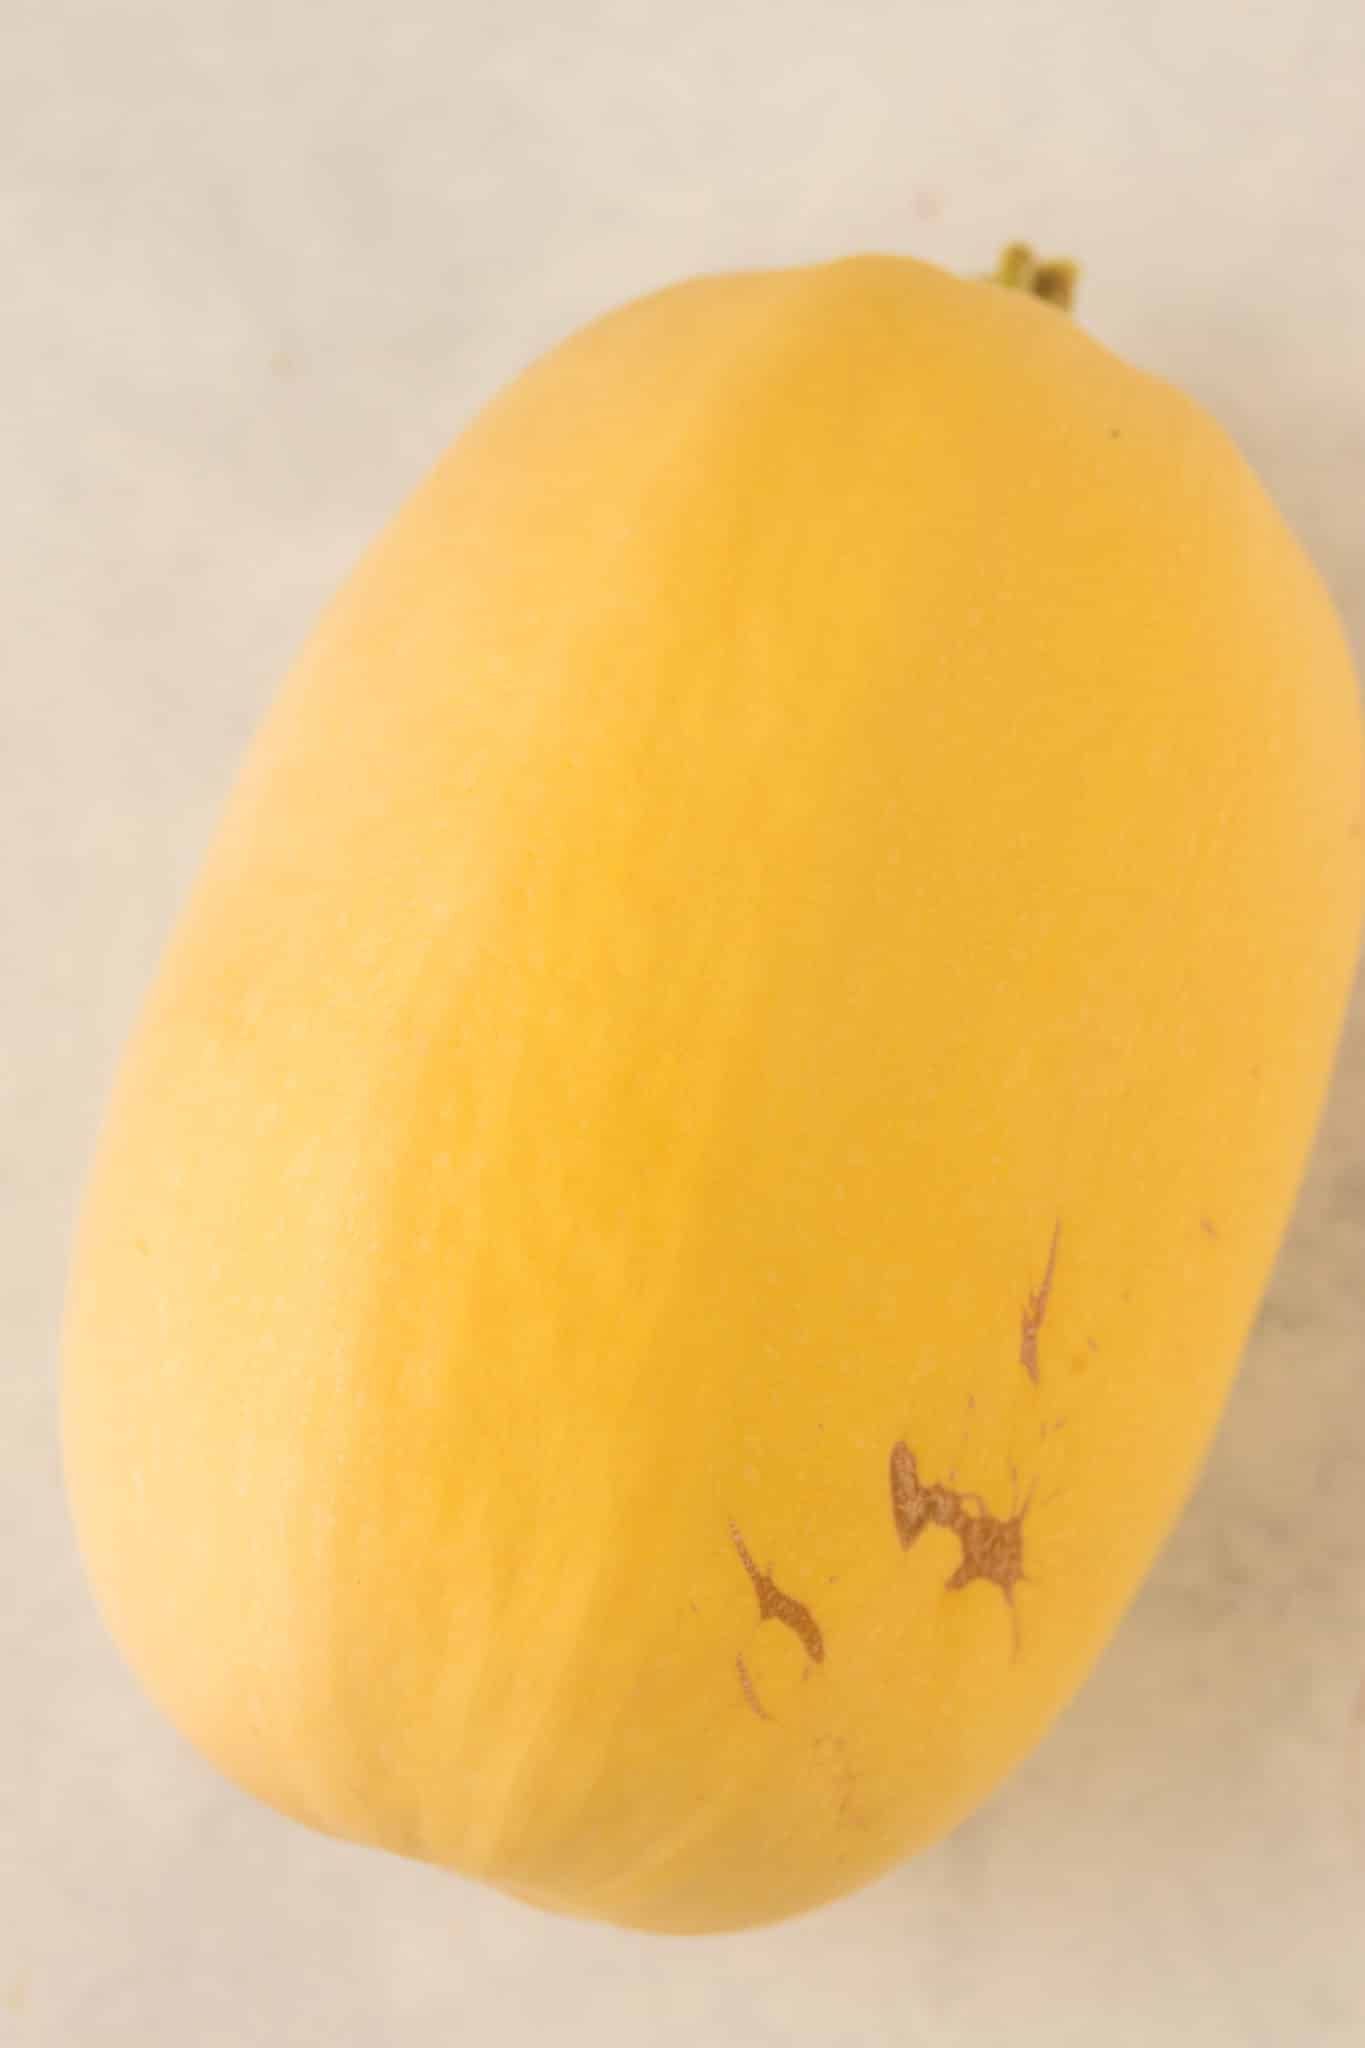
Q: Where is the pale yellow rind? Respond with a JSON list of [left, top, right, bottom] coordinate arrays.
[[64, 254, 1364, 1932]]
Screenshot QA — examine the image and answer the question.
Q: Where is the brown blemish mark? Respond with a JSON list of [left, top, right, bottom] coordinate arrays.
[[890, 1442, 1034, 1651], [735, 1653, 773, 1722], [1019, 1218, 1061, 1384], [1201, 1216, 1219, 1240], [729, 1522, 825, 1665], [814, 1732, 864, 1827], [891, 1442, 967, 1547]]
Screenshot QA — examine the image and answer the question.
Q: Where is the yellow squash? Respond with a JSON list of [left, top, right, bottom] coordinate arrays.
[[63, 247, 1363, 1932]]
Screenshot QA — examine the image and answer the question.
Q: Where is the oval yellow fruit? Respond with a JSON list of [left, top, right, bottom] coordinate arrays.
[[63, 249, 1363, 1932]]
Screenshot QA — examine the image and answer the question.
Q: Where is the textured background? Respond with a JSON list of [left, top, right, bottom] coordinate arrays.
[[5, 2, 1365, 2042]]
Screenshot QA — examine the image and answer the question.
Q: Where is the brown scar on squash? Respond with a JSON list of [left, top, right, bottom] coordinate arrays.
[[1019, 1218, 1061, 1384], [890, 1441, 1033, 1649], [814, 1731, 863, 1826], [735, 1653, 773, 1722], [890, 1441, 966, 1546], [729, 1522, 825, 1664]]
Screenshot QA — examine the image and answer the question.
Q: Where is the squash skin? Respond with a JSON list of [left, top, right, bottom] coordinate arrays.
[[62, 252, 1363, 1933]]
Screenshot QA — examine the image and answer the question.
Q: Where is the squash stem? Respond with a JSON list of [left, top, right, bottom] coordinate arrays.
[[987, 241, 1079, 313]]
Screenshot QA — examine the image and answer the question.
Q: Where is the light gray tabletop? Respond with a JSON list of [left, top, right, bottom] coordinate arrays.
[[5, 3, 1365, 2042]]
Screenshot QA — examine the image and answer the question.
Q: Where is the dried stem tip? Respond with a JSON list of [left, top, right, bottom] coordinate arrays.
[[987, 241, 1079, 312]]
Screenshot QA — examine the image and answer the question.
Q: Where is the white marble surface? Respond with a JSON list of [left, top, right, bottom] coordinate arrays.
[[5, 2, 1365, 2042]]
